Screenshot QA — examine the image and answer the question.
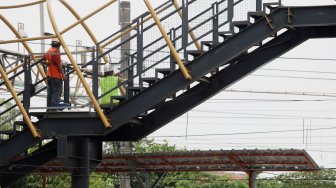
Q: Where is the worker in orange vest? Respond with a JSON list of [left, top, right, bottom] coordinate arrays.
[[43, 38, 67, 111]]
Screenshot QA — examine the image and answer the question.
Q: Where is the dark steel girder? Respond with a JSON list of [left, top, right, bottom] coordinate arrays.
[[0, 5, 335, 165], [104, 26, 336, 141], [0, 140, 57, 187], [104, 6, 336, 135]]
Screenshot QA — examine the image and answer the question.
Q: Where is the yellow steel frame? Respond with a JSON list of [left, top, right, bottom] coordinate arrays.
[[144, 0, 192, 80], [46, 0, 111, 128], [0, 63, 40, 138], [0, 14, 47, 83], [0, 0, 45, 9]]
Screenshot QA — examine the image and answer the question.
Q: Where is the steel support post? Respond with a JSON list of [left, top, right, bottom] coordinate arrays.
[[57, 136, 102, 188], [212, 3, 219, 46], [93, 46, 99, 98], [64, 65, 70, 104], [248, 171, 258, 188], [228, 0, 234, 32], [181, 0, 189, 61], [170, 29, 176, 73], [136, 17, 144, 90], [23, 56, 31, 111], [256, 0, 262, 11]]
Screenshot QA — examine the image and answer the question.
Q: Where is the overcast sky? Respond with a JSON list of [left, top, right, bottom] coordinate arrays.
[[1, 0, 336, 172]]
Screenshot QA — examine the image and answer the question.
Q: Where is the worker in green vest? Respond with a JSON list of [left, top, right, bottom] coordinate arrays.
[[100, 64, 126, 106]]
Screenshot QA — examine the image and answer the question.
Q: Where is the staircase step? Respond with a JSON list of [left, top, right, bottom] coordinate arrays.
[[263, 3, 279, 12], [219, 31, 233, 40], [0, 130, 16, 136], [232, 21, 251, 30], [201, 41, 214, 49], [142, 77, 158, 86], [198, 76, 211, 84], [187, 50, 205, 58], [156, 68, 172, 77], [248, 11, 265, 21]]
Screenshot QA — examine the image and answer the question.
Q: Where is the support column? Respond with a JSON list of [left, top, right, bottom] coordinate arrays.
[[120, 1, 131, 79], [119, 2, 132, 188], [57, 136, 102, 188], [248, 171, 258, 188]]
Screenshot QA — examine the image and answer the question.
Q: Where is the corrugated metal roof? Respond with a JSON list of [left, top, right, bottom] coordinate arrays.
[[96, 149, 319, 173], [41, 149, 319, 173]]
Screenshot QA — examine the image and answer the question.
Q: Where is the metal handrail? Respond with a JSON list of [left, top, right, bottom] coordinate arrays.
[[96, 0, 281, 102]]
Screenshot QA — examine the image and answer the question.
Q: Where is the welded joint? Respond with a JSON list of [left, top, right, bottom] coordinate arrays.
[[264, 15, 275, 30], [287, 7, 294, 25]]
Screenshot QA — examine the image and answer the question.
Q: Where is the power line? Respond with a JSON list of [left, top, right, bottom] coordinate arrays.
[[251, 74, 336, 81], [261, 68, 336, 74], [279, 57, 336, 61], [149, 126, 336, 138], [224, 89, 336, 98]]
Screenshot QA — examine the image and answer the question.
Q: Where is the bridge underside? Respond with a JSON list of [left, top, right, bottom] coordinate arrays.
[[0, 3, 335, 187]]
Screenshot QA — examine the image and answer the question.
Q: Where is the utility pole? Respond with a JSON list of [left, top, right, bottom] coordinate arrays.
[[40, 3, 45, 53], [119, 2, 132, 188], [119, 1, 131, 79]]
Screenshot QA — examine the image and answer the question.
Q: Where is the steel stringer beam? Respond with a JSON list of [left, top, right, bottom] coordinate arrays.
[[0, 140, 57, 187], [0, 112, 105, 166], [103, 25, 336, 141], [102, 6, 336, 136]]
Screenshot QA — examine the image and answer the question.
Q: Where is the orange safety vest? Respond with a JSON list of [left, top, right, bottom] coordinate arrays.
[[44, 48, 63, 79]]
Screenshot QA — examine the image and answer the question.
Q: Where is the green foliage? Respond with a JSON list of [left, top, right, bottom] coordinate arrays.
[[0, 98, 19, 139], [162, 171, 247, 188], [256, 169, 336, 188], [274, 169, 336, 188], [133, 138, 177, 153]]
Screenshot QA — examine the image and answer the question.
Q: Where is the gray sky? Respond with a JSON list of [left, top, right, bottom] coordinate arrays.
[[1, 0, 336, 171]]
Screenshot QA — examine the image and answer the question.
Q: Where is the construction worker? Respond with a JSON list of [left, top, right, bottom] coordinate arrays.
[[43, 38, 67, 111], [100, 63, 125, 106]]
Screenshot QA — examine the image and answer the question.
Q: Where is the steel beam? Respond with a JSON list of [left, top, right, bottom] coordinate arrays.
[[0, 140, 57, 187], [102, 6, 336, 138], [103, 26, 327, 140]]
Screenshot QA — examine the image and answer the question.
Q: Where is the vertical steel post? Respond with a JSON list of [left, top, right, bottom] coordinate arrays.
[[136, 17, 144, 90], [169, 28, 176, 72], [256, 0, 262, 11], [172, 0, 201, 50], [63, 65, 70, 104], [182, 0, 188, 61], [228, 0, 234, 32], [143, 0, 191, 80], [212, 3, 219, 46], [248, 171, 258, 188], [93, 46, 99, 99], [23, 56, 31, 111]]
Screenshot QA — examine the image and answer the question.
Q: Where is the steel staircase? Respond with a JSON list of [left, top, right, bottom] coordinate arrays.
[[1, 0, 336, 186]]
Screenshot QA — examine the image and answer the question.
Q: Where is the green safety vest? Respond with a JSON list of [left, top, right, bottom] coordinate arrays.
[[100, 76, 119, 105]]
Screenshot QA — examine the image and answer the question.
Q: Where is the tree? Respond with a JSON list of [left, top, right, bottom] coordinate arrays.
[[257, 169, 336, 188]]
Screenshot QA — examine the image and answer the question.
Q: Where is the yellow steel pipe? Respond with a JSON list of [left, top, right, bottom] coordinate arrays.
[[0, 0, 116, 45], [0, 35, 55, 45], [61, 0, 117, 35], [172, 0, 202, 50], [59, 0, 109, 64], [143, 0, 191, 80], [0, 64, 40, 138], [0, 0, 45, 9], [101, 2, 171, 49], [46, 0, 111, 128], [0, 14, 47, 83]]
